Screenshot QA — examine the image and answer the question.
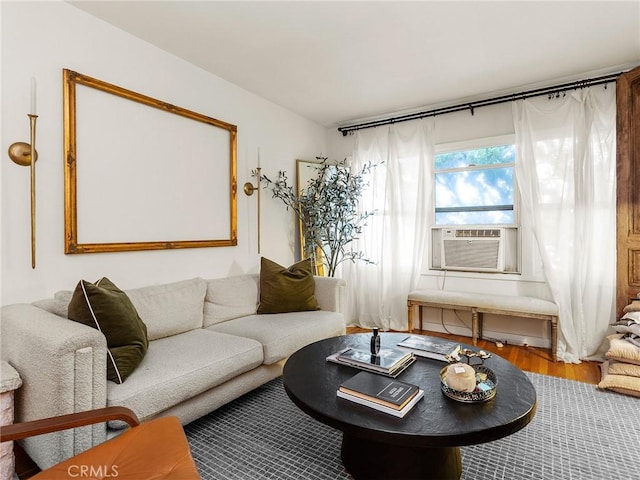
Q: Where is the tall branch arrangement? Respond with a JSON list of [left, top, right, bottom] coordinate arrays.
[[258, 157, 377, 277]]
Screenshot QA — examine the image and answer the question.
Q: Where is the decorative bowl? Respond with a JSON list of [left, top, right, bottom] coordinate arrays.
[[440, 364, 498, 403]]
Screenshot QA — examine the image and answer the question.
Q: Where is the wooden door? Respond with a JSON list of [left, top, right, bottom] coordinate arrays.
[[617, 65, 640, 315]]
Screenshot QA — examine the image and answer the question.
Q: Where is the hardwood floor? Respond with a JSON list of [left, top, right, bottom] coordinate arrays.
[[347, 326, 601, 384]]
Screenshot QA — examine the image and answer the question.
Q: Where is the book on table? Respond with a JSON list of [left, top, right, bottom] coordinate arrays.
[[337, 389, 424, 418], [340, 371, 420, 409], [337, 371, 424, 418], [396, 335, 462, 361], [326, 347, 415, 377]]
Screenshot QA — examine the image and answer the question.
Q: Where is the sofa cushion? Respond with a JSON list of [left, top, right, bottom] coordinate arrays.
[[257, 257, 319, 314], [32, 290, 74, 318], [204, 275, 259, 327], [126, 278, 207, 340], [107, 329, 263, 426], [68, 277, 149, 384], [207, 311, 345, 365]]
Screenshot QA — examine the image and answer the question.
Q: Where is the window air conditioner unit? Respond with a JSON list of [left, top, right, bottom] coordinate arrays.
[[441, 228, 506, 272]]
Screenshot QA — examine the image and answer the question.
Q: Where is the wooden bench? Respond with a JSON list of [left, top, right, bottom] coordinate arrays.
[[407, 289, 559, 360]]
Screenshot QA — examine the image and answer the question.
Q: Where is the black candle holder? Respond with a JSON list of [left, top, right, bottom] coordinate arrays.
[[370, 327, 380, 355]]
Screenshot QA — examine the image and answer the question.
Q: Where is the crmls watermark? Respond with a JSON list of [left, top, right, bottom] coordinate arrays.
[[67, 464, 119, 477]]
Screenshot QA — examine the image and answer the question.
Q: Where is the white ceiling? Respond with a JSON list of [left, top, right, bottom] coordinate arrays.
[[69, 1, 640, 128]]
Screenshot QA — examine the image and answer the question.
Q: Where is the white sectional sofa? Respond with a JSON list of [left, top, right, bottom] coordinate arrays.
[[1, 274, 345, 469]]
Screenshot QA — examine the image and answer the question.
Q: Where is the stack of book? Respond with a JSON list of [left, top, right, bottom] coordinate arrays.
[[326, 346, 415, 377], [396, 335, 461, 362], [337, 371, 424, 418]]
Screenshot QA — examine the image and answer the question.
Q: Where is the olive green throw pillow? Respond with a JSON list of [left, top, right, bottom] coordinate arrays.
[[68, 277, 149, 384], [257, 257, 319, 314]]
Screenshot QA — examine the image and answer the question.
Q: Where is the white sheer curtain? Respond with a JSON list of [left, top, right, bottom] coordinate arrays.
[[513, 86, 616, 363], [343, 119, 434, 331]]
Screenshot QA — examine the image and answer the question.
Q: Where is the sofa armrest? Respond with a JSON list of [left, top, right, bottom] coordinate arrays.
[[0, 304, 108, 469], [313, 276, 346, 313]]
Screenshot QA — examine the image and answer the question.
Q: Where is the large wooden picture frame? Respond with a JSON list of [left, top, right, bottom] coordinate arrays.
[[63, 69, 237, 253]]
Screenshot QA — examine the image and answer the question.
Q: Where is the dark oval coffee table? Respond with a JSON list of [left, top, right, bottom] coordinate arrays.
[[283, 333, 537, 480]]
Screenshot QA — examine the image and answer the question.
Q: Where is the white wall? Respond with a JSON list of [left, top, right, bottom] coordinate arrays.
[[326, 103, 555, 348], [1, 1, 326, 304]]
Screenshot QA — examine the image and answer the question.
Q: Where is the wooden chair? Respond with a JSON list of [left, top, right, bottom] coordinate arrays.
[[0, 406, 200, 479]]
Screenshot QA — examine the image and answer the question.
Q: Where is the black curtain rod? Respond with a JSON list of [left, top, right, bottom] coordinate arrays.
[[337, 72, 621, 136]]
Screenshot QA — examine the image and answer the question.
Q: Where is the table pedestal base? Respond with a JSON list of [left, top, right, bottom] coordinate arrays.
[[341, 433, 462, 480]]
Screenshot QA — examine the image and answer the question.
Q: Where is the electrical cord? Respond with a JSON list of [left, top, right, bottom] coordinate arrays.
[[438, 269, 455, 334], [454, 310, 471, 330], [437, 268, 472, 334], [439, 268, 447, 290], [440, 308, 455, 334]]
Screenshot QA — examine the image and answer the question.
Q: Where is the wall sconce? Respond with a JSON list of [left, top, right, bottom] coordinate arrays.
[[8, 78, 38, 268], [244, 166, 261, 254]]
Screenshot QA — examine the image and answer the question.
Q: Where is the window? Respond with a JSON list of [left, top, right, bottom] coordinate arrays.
[[435, 142, 516, 225]]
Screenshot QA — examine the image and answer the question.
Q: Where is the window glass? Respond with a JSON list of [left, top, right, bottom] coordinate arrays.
[[435, 144, 515, 225]]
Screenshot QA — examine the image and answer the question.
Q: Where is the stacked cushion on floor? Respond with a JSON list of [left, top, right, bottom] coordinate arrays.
[[599, 305, 640, 397]]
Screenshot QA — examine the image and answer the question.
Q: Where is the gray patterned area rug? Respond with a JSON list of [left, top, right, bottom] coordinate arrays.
[[184, 372, 638, 480]]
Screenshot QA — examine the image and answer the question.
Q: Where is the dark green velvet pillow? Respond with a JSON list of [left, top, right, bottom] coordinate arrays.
[[257, 257, 319, 314], [68, 277, 149, 384]]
